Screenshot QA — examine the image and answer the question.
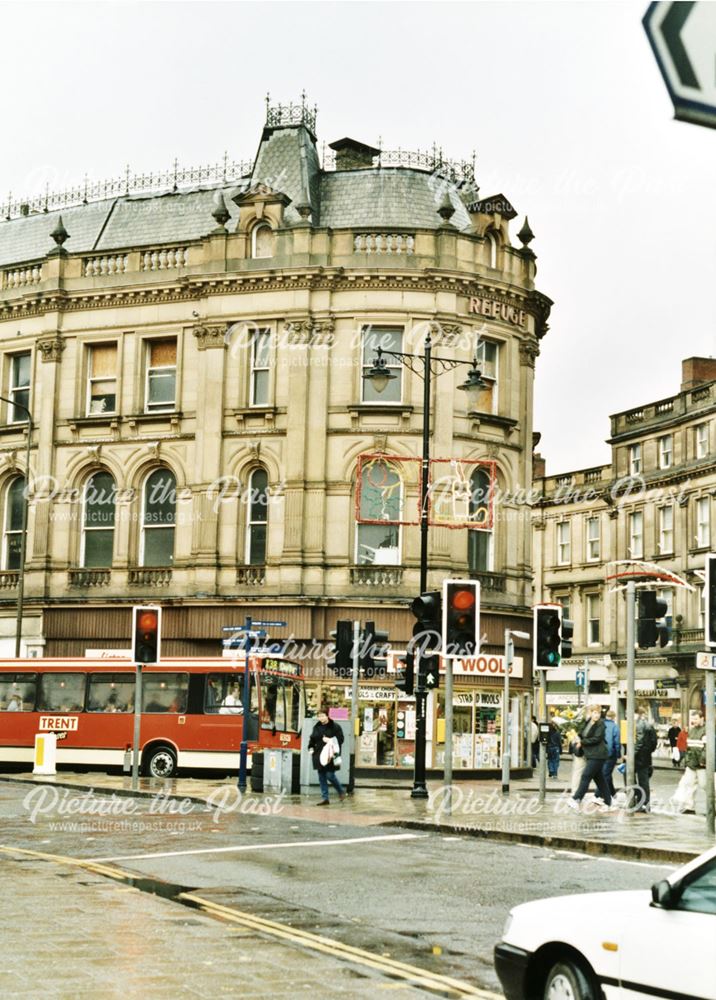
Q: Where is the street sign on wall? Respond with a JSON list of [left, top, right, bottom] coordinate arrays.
[[643, 2, 716, 128]]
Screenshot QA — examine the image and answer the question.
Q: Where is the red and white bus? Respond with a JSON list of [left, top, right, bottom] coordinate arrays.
[[0, 654, 306, 777]]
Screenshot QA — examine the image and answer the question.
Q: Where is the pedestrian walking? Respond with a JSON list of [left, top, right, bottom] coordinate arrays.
[[531, 716, 539, 768], [567, 705, 613, 811], [667, 717, 683, 768], [308, 709, 346, 806], [601, 709, 622, 798], [567, 724, 586, 794], [671, 712, 706, 814], [634, 705, 657, 813], [547, 721, 562, 778]]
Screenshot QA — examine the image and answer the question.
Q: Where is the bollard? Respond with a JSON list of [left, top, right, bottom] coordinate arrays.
[[33, 732, 57, 775]]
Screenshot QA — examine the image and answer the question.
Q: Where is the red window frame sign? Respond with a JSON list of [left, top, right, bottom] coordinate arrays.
[[427, 458, 496, 530]]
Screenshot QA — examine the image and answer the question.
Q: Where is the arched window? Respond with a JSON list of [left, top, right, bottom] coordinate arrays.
[[251, 223, 274, 259], [141, 469, 176, 566], [467, 468, 492, 572], [246, 468, 268, 565], [355, 460, 401, 565], [3, 477, 25, 570], [486, 232, 498, 269], [82, 471, 116, 568]]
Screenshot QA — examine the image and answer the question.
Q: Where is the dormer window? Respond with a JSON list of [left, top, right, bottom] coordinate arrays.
[[251, 223, 274, 259]]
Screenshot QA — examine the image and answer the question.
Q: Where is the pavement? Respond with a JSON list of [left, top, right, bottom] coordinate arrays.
[[1, 761, 713, 864]]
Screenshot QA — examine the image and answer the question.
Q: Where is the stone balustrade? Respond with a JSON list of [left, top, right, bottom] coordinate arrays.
[[68, 568, 111, 587], [128, 566, 173, 587], [140, 247, 188, 271], [84, 254, 130, 277], [353, 233, 415, 255], [2, 265, 43, 289]]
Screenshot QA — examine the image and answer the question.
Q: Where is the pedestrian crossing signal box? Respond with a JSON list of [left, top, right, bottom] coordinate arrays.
[[538, 722, 550, 744]]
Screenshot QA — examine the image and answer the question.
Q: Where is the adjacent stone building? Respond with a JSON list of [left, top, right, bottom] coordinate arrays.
[[0, 98, 551, 770], [533, 357, 715, 735]]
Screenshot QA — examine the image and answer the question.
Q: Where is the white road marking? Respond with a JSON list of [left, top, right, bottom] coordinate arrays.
[[88, 832, 426, 863]]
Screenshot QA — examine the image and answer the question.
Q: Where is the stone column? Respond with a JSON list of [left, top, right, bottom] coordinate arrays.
[[190, 324, 226, 577]]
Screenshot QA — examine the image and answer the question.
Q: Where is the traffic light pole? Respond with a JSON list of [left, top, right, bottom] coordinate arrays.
[[502, 632, 513, 795], [443, 655, 454, 813], [625, 581, 636, 805], [538, 669, 547, 805], [705, 668, 715, 836], [131, 665, 143, 791], [238, 616, 253, 792], [349, 619, 360, 794], [410, 332, 433, 800]]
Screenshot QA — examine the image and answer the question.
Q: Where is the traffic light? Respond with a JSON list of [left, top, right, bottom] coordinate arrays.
[[132, 606, 161, 664], [360, 621, 390, 677], [442, 580, 480, 658], [328, 620, 353, 677], [533, 605, 562, 668], [395, 652, 415, 696], [561, 615, 574, 660], [706, 554, 716, 648], [637, 590, 669, 649], [419, 654, 440, 689], [410, 590, 442, 655]]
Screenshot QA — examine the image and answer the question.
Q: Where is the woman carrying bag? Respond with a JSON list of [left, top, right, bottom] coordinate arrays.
[[308, 709, 346, 806]]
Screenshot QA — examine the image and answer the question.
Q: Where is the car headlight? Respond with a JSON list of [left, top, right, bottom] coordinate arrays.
[[502, 912, 513, 938]]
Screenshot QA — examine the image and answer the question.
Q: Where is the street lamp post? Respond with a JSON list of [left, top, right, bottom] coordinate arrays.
[[363, 329, 485, 798], [0, 395, 33, 658], [502, 628, 530, 795]]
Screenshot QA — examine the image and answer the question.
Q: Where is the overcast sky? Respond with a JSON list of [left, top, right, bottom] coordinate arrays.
[[2, 1, 714, 476]]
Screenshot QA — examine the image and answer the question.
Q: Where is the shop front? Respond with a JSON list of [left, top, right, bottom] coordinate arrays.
[[304, 650, 532, 777]]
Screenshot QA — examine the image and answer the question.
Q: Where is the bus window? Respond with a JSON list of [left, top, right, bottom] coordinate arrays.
[[88, 674, 135, 713], [38, 674, 86, 713], [0, 674, 36, 711], [260, 677, 280, 729], [260, 676, 302, 733], [285, 679, 302, 732], [205, 674, 244, 715], [142, 673, 188, 714]]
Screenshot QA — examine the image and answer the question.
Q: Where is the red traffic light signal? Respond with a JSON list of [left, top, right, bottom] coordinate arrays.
[[132, 606, 161, 664], [442, 579, 480, 658]]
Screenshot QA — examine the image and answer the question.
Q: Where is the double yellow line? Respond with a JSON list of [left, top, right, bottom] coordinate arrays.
[[1, 844, 500, 999]]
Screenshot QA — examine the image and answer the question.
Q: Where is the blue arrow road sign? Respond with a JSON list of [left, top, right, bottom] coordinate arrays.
[[575, 669, 586, 689], [251, 620, 288, 628]]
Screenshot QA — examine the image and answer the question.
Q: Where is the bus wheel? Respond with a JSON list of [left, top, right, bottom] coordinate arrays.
[[144, 745, 177, 779]]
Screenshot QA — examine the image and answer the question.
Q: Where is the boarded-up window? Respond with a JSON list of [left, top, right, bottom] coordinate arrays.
[[252, 224, 274, 259]]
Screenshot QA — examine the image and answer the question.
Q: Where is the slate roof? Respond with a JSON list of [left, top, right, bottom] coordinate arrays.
[[318, 168, 471, 231], [0, 125, 475, 268]]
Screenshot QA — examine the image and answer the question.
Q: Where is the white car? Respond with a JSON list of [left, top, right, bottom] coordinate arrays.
[[494, 846, 716, 999]]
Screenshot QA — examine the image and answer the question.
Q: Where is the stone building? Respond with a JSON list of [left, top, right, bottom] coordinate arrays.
[[0, 97, 551, 770], [533, 357, 716, 734]]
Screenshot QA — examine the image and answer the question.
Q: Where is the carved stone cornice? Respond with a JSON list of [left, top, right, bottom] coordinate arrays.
[[519, 337, 540, 368], [192, 324, 227, 350], [284, 315, 335, 346], [37, 334, 66, 363], [1, 270, 547, 332]]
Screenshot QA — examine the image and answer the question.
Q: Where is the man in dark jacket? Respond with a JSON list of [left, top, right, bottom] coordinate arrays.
[[308, 709, 346, 805], [634, 704, 657, 813], [567, 705, 613, 811]]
